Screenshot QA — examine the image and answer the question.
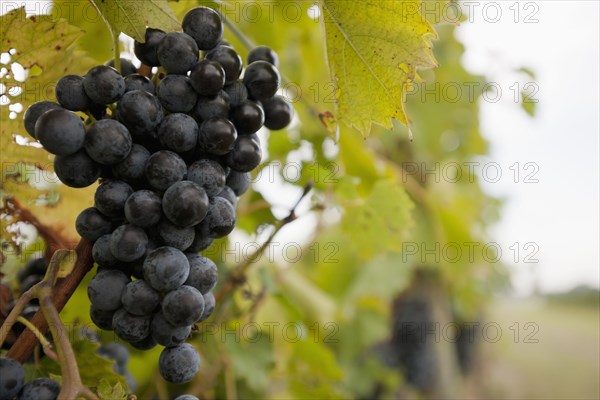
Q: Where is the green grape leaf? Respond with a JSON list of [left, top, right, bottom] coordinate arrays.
[[224, 333, 275, 393], [319, 0, 438, 136], [38, 334, 127, 390], [341, 180, 414, 259], [97, 380, 128, 400], [89, 0, 180, 41]]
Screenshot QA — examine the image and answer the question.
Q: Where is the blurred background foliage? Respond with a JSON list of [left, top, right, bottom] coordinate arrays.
[[1, 1, 597, 400]]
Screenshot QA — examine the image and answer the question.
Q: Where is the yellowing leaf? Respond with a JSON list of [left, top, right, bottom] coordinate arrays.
[[319, 0, 438, 136], [89, 0, 180, 41], [0, 8, 97, 242]]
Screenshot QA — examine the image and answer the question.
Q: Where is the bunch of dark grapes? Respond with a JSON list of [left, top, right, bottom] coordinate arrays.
[[22, 6, 292, 385], [0, 356, 60, 400]]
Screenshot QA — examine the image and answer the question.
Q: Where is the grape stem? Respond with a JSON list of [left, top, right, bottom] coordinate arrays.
[[15, 316, 58, 362], [215, 182, 313, 303], [0, 249, 99, 399], [4, 239, 94, 363]]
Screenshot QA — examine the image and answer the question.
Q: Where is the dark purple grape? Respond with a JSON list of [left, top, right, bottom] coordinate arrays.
[[35, 109, 85, 155], [134, 28, 166, 66], [145, 150, 187, 191], [243, 61, 280, 101], [84, 119, 133, 165], [197, 117, 237, 156], [189, 59, 225, 96], [156, 75, 197, 113], [182, 6, 224, 50], [157, 32, 199, 75], [248, 45, 279, 67], [23, 101, 62, 139], [204, 45, 242, 84], [83, 65, 126, 104], [55, 75, 91, 111], [162, 181, 209, 228], [263, 95, 294, 130], [230, 100, 265, 134], [54, 150, 101, 188]]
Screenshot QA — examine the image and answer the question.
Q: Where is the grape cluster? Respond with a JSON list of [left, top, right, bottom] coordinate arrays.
[[0, 357, 60, 400], [22, 6, 292, 385]]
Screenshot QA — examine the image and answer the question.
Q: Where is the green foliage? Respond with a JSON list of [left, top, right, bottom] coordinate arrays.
[[320, 0, 438, 136], [89, 0, 180, 41]]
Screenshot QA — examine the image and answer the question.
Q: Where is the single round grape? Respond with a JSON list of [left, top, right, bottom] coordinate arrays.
[[248, 45, 279, 67], [85, 119, 133, 165], [121, 280, 160, 316], [216, 186, 237, 207], [223, 80, 248, 107], [198, 291, 215, 321], [203, 197, 236, 238], [162, 285, 205, 327], [187, 159, 226, 197], [23, 101, 62, 138], [0, 356, 25, 400], [87, 269, 130, 311], [226, 170, 251, 196], [156, 75, 197, 113], [92, 234, 119, 267], [157, 113, 198, 153], [158, 343, 200, 384], [263, 95, 294, 130], [54, 150, 101, 188], [182, 6, 224, 50], [90, 305, 115, 330], [191, 90, 230, 122], [197, 117, 237, 155], [112, 144, 150, 184], [110, 224, 148, 262], [184, 253, 217, 295], [134, 28, 166, 66], [156, 219, 195, 251], [225, 135, 262, 172], [185, 231, 214, 253], [97, 342, 130, 366], [129, 334, 157, 351], [124, 73, 155, 94], [112, 308, 151, 343], [35, 109, 85, 155], [17, 377, 60, 400], [143, 246, 190, 292], [230, 100, 265, 134], [124, 190, 162, 228], [151, 311, 191, 347], [94, 180, 133, 219], [157, 32, 199, 75], [189, 59, 225, 96], [204, 45, 242, 84], [174, 395, 199, 400], [162, 181, 209, 228], [116, 90, 163, 136], [75, 207, 112, 241], [55, 75, 91, 111], [106, 58, 138, 76], [243, 61, 281, 101], [145, 150, 187, 191], [83, 65, 126, 104]]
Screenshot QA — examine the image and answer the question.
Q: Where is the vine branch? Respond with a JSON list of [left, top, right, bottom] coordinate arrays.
[[215, 182, 313, 303], [5, 238, 94, 363]]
